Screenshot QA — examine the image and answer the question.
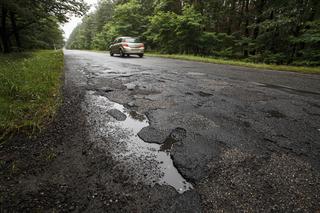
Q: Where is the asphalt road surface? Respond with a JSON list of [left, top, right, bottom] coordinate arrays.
[[1, 50, 320, 212]]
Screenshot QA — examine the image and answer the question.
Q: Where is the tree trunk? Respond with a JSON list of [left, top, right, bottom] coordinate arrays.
[[228, 0, 236, 35], [0, 7, 10, 53], [251, 0, 266, 55], [309, 0, 318, 21], [238, 0, 245, 29], [243, 0, 249, 57], [10, 11, 22, 51], [253, 0, 265, 39]]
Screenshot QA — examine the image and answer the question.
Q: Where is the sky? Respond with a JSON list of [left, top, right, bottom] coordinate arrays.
[[62, 0, 99, 39]]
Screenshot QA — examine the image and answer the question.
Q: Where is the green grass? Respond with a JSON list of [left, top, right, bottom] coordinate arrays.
[[0, 50, 64, 141], [146, 53, 320, 74]]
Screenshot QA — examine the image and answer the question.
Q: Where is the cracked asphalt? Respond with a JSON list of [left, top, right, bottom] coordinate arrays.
[[1, 50, 320, 212]]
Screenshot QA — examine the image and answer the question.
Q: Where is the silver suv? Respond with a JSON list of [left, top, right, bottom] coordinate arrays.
[[109, 37, 144, 58]]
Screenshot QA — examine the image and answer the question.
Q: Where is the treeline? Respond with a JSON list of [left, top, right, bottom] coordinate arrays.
[[0, 0, 88, 53], [67, 0, 320, 66]]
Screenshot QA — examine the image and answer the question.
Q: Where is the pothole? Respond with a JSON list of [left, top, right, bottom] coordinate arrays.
[[197, 91, 213, 97], [84, 91, 193, 193], [265, 110, 286, 118]]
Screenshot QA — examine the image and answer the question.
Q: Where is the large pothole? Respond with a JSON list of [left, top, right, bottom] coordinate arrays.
[[83, 91, 192, 193]]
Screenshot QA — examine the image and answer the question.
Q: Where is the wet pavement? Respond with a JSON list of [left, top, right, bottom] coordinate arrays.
[[83, 91, 192, 192], [2, 49, 319, 212], [65, 50, 320, 211]]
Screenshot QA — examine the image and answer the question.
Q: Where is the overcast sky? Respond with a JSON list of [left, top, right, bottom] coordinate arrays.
[[62, 0, 99, 39]]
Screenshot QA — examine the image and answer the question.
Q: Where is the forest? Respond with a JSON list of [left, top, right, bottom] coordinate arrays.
[[0, 0, 88, 53], [67, 0, 320, 66]]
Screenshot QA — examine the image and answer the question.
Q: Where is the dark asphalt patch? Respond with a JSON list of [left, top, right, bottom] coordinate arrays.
[[138, 126, 169, 144], [172, 134, 222, 182], [160, 128, 187, 152], [107, 109, 127, 121], [197, 91, 213, 97], [129, 110, 146, 121], [265, 110, 287, 118]]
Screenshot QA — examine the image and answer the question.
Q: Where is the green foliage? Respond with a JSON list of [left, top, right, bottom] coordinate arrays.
[[0, 51, 64, 140], [21, 18, 65, 50], [147, 4, 203, 54], [92, 22, 118, 50], [199, 32, 236, 57], [0, 0, 88, 53], [66, 0, 320, 66], [175, 5, 203, 53], [111, 0, 147, 37], [67, 0, 147, 50], [154, 0, 182, 13], [290, 20, 320, 66], [147, 11, 178, 53]]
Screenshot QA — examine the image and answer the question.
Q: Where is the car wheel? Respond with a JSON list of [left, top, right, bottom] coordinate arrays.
[[138, 54, 144, 58], [120, 49, 125, 57], [110, 51, 114, 56]]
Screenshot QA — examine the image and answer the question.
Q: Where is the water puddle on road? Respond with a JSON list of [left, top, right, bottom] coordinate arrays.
[[84, 91, 192, 193]]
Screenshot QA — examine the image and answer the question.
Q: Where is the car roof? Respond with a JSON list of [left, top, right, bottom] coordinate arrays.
[[116, 36, 136, 39]]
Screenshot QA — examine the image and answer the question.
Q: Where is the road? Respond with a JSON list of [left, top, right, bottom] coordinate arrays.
[[2, 50, 320, 212]]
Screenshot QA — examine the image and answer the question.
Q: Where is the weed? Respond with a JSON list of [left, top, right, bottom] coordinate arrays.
[[0, 50, 63, 141]]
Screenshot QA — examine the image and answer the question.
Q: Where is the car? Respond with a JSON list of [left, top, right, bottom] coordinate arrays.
[[109, 37, 144, 58]]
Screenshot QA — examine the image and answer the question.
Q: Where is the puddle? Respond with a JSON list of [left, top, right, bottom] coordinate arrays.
[[84, 91, 192, 193]]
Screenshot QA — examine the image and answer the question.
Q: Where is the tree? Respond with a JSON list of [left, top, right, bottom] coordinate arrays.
[[66, 0, 320, 66], [147, 11, 178, 53], [0, 0, 88, 53], [110, 0, 147, 37]]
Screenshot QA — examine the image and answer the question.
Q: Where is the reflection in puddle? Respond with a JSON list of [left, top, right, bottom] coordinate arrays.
[[84, 91, 192, 193]]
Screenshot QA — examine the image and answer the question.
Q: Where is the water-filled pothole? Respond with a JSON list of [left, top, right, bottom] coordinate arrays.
[[84, 91, 192, 193]]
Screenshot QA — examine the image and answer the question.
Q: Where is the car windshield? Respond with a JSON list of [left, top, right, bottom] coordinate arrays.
[[123, 38, 141, 43]]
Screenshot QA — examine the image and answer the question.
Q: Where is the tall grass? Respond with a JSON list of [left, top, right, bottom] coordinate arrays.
[[0, 50, 63, 141], [146, 53, 320, 74]]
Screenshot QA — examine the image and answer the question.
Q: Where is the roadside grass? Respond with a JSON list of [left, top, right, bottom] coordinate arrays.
[[146, 53, 320, 74], [0, 50, 64, 141]]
